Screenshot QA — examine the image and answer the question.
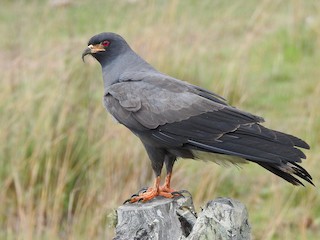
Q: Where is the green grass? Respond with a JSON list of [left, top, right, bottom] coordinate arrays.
[[0, 0, 319, 239]]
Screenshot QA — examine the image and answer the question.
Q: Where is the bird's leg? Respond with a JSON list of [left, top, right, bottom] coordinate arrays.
[[159, 155, 178, 195], [159, 172, 175, 193], [127, 172, 180, 203], [158, 171, 189, 199], [127, 146, 166, 203], [128, 176, 161, 203], [125, 149, 181, 203]]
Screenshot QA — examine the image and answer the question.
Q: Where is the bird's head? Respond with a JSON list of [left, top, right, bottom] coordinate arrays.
[[82, 32, 129, 64]]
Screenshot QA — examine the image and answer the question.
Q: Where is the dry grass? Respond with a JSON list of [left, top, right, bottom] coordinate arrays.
[[0, 0, 319, 239]]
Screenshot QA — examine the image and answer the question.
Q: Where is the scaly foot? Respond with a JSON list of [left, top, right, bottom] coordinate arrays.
[[124, 175, 182, 203]]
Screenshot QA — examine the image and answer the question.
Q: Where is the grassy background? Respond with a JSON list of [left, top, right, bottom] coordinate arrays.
[[1, 0, 319, 239]]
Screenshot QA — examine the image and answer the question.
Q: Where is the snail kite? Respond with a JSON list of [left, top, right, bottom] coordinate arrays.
[[82, 32, 313, 203]]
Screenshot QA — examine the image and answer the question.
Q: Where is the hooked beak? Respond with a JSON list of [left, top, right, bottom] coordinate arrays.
[[82, 44, 106, 62]]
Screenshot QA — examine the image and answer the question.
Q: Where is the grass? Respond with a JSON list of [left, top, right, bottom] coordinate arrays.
[[0, 0, 319, 239]]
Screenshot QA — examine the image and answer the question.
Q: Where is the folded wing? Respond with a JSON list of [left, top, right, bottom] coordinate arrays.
[[103, 73, 312, 186]]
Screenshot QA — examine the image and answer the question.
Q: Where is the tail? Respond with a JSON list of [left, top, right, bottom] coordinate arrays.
[[155, 108, 313, 186], [186, 124, 313, 186], [257, 161, 313, 186]]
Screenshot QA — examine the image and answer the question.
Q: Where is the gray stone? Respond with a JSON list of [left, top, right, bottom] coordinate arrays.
[[113, 196, 250, 240], [187, 198, 251, 240]]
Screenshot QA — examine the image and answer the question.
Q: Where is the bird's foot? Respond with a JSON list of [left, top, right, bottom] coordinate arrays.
[[124, 187, 182, 204], [123, 175, 184, 204], [159, 186, 189, 199], [159, 184, 175, 194], [124, 187, 159, 203]]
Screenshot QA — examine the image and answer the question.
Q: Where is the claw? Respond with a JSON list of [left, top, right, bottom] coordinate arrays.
[[128, 187, 149, 200], [138, 187, 149, 194], [123, 199, 131, 204], [177, 190, 192, 197], [171, 191, 185, 197]]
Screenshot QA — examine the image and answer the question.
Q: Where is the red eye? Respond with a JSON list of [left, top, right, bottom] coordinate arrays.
[[102, 40, 110, 47]]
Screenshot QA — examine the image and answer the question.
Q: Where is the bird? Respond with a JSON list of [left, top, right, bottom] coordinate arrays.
[[82, 32, 313, 203]]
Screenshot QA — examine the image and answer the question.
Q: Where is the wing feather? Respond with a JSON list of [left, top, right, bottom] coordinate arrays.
[[103, 72, 312, 185], [104, 74, 234, 129]]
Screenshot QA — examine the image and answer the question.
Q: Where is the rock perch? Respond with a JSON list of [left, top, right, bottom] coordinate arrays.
[[113, 195, 251, 240]]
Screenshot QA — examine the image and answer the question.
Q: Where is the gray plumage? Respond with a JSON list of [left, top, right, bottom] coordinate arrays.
[[83, 32, 313, 191]]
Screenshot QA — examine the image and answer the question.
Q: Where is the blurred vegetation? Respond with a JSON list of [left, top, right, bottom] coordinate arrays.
[[0, 0, 319, 239]]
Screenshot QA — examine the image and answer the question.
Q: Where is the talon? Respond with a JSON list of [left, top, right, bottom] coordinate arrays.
[[130, 187, 148, 198], [138, 187, 149, 194], [171, 191, 185, 197], [176, 190, 192, 197]]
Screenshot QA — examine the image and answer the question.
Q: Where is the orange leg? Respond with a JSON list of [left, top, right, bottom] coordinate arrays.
[[129, 176, 161, 203], [128, 172, 178, 203], [159, 172, 175, 193]]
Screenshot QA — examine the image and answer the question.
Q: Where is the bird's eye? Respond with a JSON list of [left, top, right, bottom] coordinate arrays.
[[102, 40, 110, 47]]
